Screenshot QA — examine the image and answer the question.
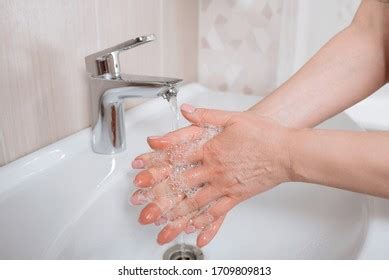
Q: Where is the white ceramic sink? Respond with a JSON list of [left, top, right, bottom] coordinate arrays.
[[0, 83, 386, 259]]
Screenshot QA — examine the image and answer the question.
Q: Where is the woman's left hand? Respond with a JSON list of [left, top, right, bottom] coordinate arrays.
[[130, 104, 296, 247]]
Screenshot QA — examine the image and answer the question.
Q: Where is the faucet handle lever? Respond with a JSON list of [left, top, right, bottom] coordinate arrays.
[[97, 34, 155, 57], [85, 34, 156, 78]]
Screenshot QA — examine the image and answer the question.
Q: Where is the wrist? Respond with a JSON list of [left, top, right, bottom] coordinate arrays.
[[247, 104, 281, 124], [286, 128, 310, 182]]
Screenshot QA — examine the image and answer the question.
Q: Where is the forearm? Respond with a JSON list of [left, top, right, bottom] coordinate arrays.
[[250, 0, 388, 128], [290, 129, 389, 198]]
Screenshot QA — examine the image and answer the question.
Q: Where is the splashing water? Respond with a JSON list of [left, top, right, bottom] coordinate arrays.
[[134, 95, 222, 250]]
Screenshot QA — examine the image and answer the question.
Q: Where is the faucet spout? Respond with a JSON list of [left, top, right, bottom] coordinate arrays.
[[102, 85, 177, 104], [85, 35, 183, 154], [92, 84, 180, 155]]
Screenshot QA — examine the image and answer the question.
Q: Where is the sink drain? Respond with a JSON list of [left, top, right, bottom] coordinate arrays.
[[163, 244, 204, 260]]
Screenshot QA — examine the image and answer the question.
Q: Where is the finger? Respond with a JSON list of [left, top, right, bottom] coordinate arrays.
[[140, 198, 182, 225], [130, 178, 177, 205], [132, 151, 165, 169], [147, 125, 204, 150], [192, 197, 235, 229], [173, 147, 204, 165], [157, 215, 190, 245], [133, 141, 205, 170], [168, 184, 223, 220], [197, 215, 225, 248], [138, 180, 184, 225], [171, 165, 210, 190], [180, 104, 235, 127], [133, 166, 171, 188], [131, 158, 146, 169], [154, 215, 168, 226], [137, 165, 210, 224], [130, 188, 154, 205], [138, 203, 161, 225], [184, 224, 196, 234]]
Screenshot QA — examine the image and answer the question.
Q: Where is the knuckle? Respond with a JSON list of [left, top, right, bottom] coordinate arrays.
[[187, 197, 200, 212], [203, 141, 224, 167], [207, 208, 219, 221], [203, 141, 218, 156]]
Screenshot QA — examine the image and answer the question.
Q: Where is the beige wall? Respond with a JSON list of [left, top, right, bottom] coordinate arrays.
[[0, 0, 198, 166]]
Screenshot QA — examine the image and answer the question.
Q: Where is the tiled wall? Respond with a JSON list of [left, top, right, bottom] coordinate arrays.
[[198, 0, 361, 96], [198, 0, 284, 96], [0, 0, 198, 166]]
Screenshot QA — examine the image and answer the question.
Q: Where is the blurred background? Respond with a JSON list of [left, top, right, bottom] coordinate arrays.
[[1, 0, 387, 166]]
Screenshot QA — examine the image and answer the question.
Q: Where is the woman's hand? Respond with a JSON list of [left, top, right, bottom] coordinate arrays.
[[130, 122, 227, 247], [130, 104, 295, 247]]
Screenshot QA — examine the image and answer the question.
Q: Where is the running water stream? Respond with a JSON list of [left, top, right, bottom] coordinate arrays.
[[166, 95, 188, 255], [168, 95, 180, 131], [165, 95, 222, 253], [134, 92, 221, 255]]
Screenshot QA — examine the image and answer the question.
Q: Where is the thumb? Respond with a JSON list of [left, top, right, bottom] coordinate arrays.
[[180, 103, 234, 127]]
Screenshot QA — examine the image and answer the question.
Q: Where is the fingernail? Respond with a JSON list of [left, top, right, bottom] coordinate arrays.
[[133, 178, 142, 187], [131, 159, 144, 169], [133, 170, 154, 187], [129, 196, 136, 205], [139, 211, 154, 224], [181, 103, 195, 114], [197, 236, 207, 248], [130, 193, 148, 205], [157, 238, 166, 245], [139, 204, 161, 225], [133, 177, 149, 187], [185, 225, 196, 234], [147, 137, 170, 146]]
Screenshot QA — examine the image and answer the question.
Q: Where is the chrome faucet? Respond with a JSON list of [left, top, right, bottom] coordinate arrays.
[[85, 34, 182, 154]]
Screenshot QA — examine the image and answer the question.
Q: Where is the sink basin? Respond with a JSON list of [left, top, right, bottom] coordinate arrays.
[[0, 83, 371, 259]]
